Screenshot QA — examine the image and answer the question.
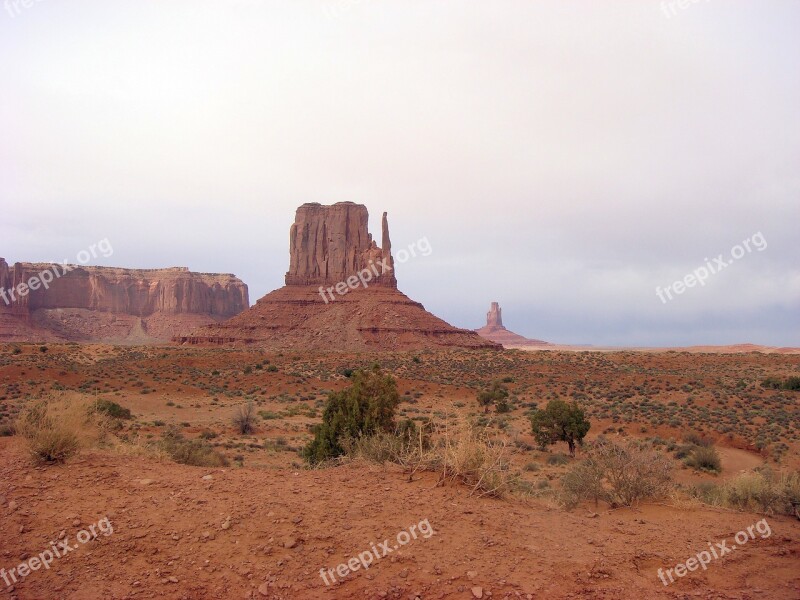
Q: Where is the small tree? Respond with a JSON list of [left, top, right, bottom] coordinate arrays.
[[530, 400, 590, 456], [477, 381, 509, 414], [304, 366, 400, 465]]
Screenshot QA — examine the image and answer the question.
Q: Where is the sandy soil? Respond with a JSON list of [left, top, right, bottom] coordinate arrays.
[[1, 437, 799, 600], [1, 345, 799, 599]]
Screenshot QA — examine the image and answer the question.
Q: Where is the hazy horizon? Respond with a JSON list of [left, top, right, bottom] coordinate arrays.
[[2, 1, 798, 347]]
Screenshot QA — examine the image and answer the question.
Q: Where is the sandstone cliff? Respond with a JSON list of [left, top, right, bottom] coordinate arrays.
[[182, 203, 497, 351], [285, 202, 396, 288], [475, 302, 550, 348], [0, 259, 248, 342]]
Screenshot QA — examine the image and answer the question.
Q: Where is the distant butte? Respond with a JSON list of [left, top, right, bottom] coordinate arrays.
[[178, 202, 499, 351], [475, 302, 550, 348]]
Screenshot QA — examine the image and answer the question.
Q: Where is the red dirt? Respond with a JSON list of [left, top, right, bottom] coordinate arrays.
[[2, 437, 799, 600]]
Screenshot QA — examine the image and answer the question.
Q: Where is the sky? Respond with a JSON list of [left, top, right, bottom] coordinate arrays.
[[1, 1, 798, 347]]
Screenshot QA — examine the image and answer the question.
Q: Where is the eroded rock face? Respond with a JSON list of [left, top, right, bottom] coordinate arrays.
[[0, 259, 249, 342], [0, 263, 247, 317], [285, 202, 397, 288]]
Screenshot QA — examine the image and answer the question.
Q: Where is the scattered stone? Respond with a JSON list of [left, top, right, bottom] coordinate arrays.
[[472, 587, 484, 599]]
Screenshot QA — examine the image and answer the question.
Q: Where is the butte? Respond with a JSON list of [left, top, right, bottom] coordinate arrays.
[[178, 202, 500, 351]]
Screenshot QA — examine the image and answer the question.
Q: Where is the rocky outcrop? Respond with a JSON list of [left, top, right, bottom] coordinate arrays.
[[285, 202, 396, 288], [475, 302, 550, 348], [486, 302, 503, 328], [0, 260, 248, 342], [182, 203, 497, 351]]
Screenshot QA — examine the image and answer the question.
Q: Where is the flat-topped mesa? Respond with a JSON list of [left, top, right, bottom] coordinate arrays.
[[0, 262, 248, 317], [486, 301, 503, 328], [285, 202, 397, 288]]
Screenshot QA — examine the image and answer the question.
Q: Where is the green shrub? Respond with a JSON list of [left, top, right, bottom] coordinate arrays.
[[94, 399, 132, 420], [783, 377, 800, 391], [477, 381, 508, 414], [685, 446, 722, 473], [761, 376, 800, 391], [304, 366, 400, 465]]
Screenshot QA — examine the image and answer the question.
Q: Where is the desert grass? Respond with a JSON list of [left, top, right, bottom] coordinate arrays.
[[15, 393, 110, 464], [689, 468, 800, 517], [344, 416, 521, 498]]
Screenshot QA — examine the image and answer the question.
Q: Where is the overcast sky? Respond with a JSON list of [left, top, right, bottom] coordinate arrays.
[[1, 1, 798, 347]]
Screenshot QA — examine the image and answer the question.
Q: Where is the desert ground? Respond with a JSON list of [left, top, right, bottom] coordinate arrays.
[[1, 344, 799, 599]]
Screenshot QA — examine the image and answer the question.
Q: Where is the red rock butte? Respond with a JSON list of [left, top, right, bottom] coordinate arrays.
[[178, 202, 499, 351], [0, 260, 248, 343], [475, 302, 550, 348]]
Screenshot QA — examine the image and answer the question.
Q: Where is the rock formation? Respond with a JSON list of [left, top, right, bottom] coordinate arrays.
[[180, 202, 498, 351], [475, 302, 550, 348], [486, 302, 503, 328], [0, 259, 248, 342], [285, 202, 396, 288]]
